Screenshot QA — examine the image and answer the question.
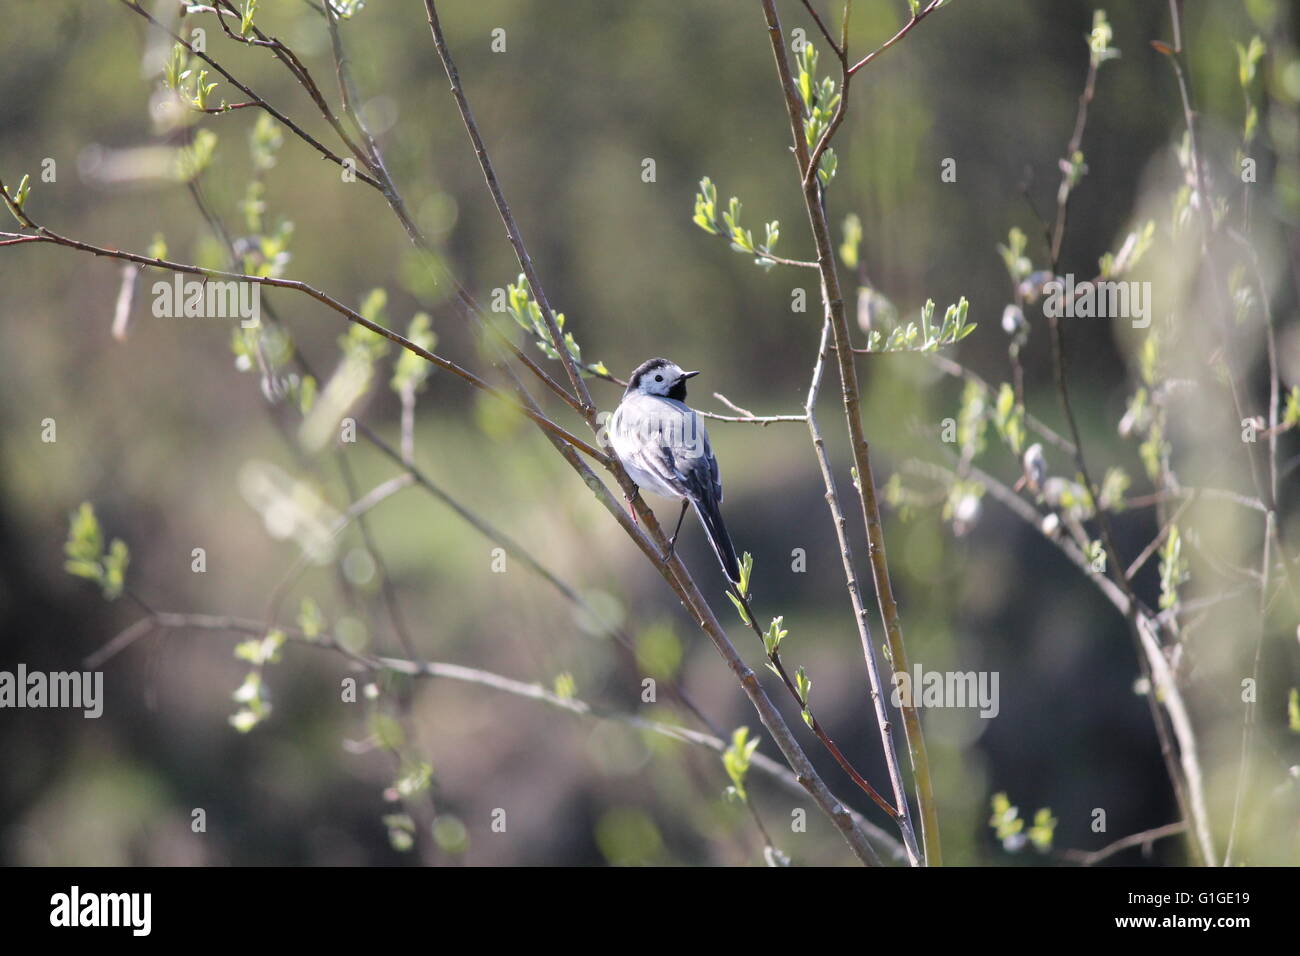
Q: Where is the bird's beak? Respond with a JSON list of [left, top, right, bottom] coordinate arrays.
[[680, 370, 701, 380]]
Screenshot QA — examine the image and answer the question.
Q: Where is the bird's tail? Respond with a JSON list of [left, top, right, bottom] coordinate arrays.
[[691, 495, 741, 584]]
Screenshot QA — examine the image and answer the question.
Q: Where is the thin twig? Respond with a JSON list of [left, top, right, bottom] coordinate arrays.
[[1041, 33, 1212, 864], [91, 609, 907, 864], [0, 209, 605, 466], [1059, 821, 1187, 866], [421, 0, 594, 417], [799, 0, 842, 57], [804, 318, 921, 864], [117, 0, 381, 187], [1125, 495, 1195, 581], [701, 392, 807, 425], [845, 0, 943, 76], [760, 0, 939, 865]]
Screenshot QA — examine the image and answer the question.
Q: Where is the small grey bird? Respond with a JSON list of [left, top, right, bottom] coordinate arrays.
[[609, 358, 741, 583]]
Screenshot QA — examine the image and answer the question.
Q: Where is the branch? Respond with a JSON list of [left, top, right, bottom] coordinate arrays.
[[1059, 821, 1187, 866], [1041, 19, 1213, 864], [409, 0, 889, 863], [803, 319, 921, 863], [700, 392, 807, 425], [0, 202, 606, 466], [421, 0, 595, 417], [760, 0, 940, 865], [355, 422, 723, 735], [117, 0, 382, 187], [799, 0, 842, 57], [923, 456, 1214, 865], [846, 0, 944, 76], [90, 610, 906, 863], [927, 351, 1077, 457]]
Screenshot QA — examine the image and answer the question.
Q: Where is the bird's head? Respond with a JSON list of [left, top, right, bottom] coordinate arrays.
[[627, 357, 700, 401]]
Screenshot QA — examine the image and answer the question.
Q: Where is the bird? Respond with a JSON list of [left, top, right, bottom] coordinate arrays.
[[609, 357, 741, 584]]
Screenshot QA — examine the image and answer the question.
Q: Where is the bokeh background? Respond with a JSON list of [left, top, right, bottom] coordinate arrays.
[[1, 0, 1298, 866]]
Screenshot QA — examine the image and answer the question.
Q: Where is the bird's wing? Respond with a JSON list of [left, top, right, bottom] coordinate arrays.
[[704, 423, 723, 504], [635, 439, 692, 497], [623, 397, 739, 583], [614, 395, 725, 505], [613, 396, 692, 497], [671, 406, 722, 507]]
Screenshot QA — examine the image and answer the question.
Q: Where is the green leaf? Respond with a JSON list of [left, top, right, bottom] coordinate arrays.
[[228, 708, 260, 733], [1028, 807, 1057, 853], [176, 129, 218, 182], [817, 148, 837, 186], [997, 227, 1031, 282], [383, 813, 415, 852], [12, 173, 31, 211], [63, 503, 128, 599], [992, 382, 1025, 454], [370, 712, 406, 751], [234, 629, 284, 665], [1158, 525, 1188, 610], [163, 44, 186, 91], [394, 760, 433, 797], [297, 596, 325, 640], [989, 791, 1024, 842], [101, 539, 129, 600], [1088, 9, 1120, 67], [1237, 35, 1265, 88], [391, 312, 437, 394], [722, 726, 760, 801], [693, 177, 719, 234], [1099, 467, 1131, 512], [840, 213, 862, 268], [794, 665, 812, 705], [737, 551, 753, 598], [763, 616, 789, 656], [1283, 386, 1300, 428], [726, 591, 750, 626], [65, 502, 103, 566], [234, 640, 262, 664], [553, 672, 577, 700]]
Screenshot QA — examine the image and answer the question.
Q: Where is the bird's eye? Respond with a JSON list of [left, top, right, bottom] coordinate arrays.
[[654, 374, 663, 382]]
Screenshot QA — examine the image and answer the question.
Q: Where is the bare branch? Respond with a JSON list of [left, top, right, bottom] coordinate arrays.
[[760, 0, 939, 865]]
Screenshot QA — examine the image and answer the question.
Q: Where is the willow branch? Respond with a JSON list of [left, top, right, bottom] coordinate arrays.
[[421, 0, 594, 416], [845, 0, 944, 76], [117, 0, 381, 187], [90, 609, 907, 863], [1059, 821, 1187, 866], [759, 0, 939, 865], [0, 204, 605, 466], [803, 319, 921, 863]]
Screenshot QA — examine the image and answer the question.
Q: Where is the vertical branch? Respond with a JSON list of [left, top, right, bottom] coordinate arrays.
[[420, 0, 595, 417], [412, 1, 895, 863], [1044, 10, 1217, 864], [759, 0, 940, 864], [806, 319, 921, 864]]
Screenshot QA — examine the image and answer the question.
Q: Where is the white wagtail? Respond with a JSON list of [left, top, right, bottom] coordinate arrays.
[[609, 358, 741, 583]]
